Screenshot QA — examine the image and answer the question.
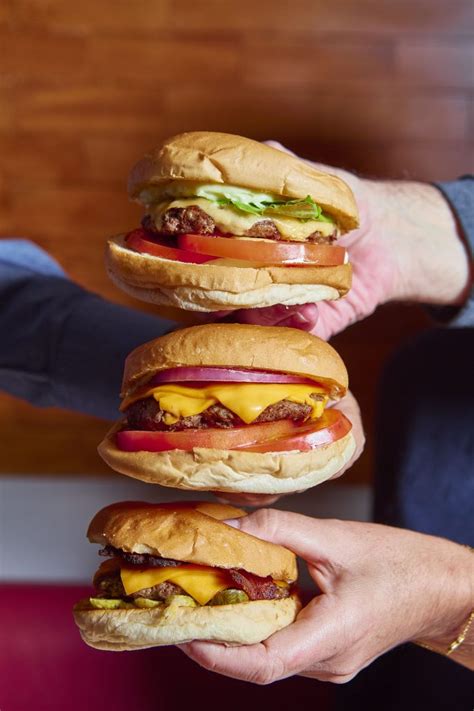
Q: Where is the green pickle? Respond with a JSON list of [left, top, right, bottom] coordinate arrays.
[[89, 598, 124, 610], [165, 594, 197, 608], [133, 597, 164, 609], [89, 598, 136, 609], [208, 589, 249, 606]]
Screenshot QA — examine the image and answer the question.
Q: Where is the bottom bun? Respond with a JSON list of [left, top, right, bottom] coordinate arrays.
[[109, 271, 341, 312], [106, 236, 351, 312], [74, 595, 301, 650], [98, 426, 355, 494]]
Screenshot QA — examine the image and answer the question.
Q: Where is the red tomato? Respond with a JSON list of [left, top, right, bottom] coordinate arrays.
[[126, 229, 215, 264], [178, 233, 346, 266], [116, 419, 300, 452], [116, 410, 351, 453], [243, 409, 352, 452]]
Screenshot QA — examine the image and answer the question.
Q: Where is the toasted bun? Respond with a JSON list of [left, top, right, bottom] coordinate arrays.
[[128, 132, 358, 232], [74, 595, 301, 650], [98, 425, 355, 495], [106, 236, 352, 312], [121, 322, 348, 401], [87, 500, 297, 582]]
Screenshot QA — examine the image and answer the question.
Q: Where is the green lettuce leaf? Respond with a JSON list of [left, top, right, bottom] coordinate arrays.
[[194, 184, 333, 223]]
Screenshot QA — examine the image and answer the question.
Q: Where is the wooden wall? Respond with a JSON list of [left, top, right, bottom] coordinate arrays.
[[0, 1, 473, 482]]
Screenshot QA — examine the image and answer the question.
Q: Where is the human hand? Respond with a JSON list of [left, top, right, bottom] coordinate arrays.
[[230, 142, 470, 340], [215, 390, 364, 508], [180, 509, 474, 683]]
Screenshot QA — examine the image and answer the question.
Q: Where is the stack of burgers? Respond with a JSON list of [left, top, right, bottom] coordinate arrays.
[[73, 132, 359, 650]]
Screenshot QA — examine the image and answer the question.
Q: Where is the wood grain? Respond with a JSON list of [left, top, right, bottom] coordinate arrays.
[[0, 1, 472, 483]]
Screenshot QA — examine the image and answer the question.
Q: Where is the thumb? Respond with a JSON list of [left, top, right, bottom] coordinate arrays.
[[263, 140, 295, 156], [231, 304, 319, 331], [225, 508, 349, 565]]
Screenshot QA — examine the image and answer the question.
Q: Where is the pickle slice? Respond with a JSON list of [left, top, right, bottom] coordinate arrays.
[[89, 598, 123, 609], [208, 589, 249, 606], [165, 594, 197, 608], [134, 597, 164, 609]]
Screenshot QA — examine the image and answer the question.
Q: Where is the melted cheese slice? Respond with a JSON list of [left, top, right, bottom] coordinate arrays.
[[121, 564, 232, 605], [151, 198, 337, 241], [122, 383, 328, 424]]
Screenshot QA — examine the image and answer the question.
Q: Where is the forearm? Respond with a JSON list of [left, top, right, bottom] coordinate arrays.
[[0, 241, 176, 419], [368, 180, 471, 306]]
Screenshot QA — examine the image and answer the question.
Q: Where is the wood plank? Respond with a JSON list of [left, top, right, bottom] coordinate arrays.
[[86, 36, 240, 85], [0, 88, 14, 131], [13, 0, 169, 34], [2, 33, 88, 87], [243, 37, 395, 87], [0, 1, 13, 28], [12, 86, 168, 134], [168, 0, 474, 34], [0, 395, 112, 475], [0, 133, 88, 186], [288, 140, 474, 182], [396, 39, 474, 88], [165, 88, 470, 142]]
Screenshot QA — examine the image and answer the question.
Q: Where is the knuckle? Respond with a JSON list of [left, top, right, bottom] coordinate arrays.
[[245, 507, 281, 537], [251, 656, 287, 685], [330, 670, 359, 685]]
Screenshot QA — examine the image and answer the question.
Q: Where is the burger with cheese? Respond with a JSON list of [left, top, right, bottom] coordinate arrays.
[[106, 131, 358, 312], [73, 501, 300, 650], [98, 323, 355, 494]]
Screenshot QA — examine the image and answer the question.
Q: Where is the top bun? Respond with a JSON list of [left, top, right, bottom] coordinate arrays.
[[128, 132, 359, 232], [121, 323, 348, 401], [87, 501, 298, 583]]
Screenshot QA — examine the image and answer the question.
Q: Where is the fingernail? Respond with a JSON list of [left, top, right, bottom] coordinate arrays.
[[293, 312, 310, 324], [223, 518, 241, 528]]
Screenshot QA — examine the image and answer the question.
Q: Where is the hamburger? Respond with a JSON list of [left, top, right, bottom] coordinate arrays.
[[106, 131, 359, 312], [73, 501, 300, 650], [98, 323, 355, 494]]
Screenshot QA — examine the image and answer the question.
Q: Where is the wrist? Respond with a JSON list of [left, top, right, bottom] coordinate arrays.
[[416, 542, 473, 667], [367, 180, 470, 306]]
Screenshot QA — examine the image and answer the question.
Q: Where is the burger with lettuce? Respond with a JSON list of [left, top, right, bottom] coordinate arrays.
[[106, 132, 359, 311]]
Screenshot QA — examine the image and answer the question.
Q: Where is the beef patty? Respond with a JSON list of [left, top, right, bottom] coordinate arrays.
[[142, 206, 337, 243], [94, 566, 290, 603], [95, 570, 184, 601], [125, 395, 324, 432]]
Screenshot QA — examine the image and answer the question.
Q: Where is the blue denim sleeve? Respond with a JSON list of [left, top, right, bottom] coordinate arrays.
[[0, 239, 176, 419], [431, 176, 473, 327]]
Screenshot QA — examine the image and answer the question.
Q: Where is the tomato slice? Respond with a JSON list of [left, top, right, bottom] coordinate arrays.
[[178, 233, 346, 266], [243, 409, 351, 452], [116, 419, 300, 452], [116, 410, 351, 453], [126, 229, 215, 264]]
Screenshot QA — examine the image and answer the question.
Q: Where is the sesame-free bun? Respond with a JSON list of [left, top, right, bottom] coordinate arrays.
[[121, 323, 348, 401], [75, 500, 300, 649], [105, 235, 352, 312], [128, 132, 359, 232], [98, 424, 355, 495], [87, 500, 297, 582], [74, 595, 301, 650]]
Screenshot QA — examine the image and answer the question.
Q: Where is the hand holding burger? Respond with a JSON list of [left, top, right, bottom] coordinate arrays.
[[98, 323, 356, 495], [106, 132, 359, 312], [73, 501, 300, 650], [231, 143, 471, 339], [181, 508, 474, 683]]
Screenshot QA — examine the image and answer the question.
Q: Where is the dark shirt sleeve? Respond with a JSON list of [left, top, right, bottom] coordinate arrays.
[[432, 176, 473, 327], [0, 239, 176, 420]]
